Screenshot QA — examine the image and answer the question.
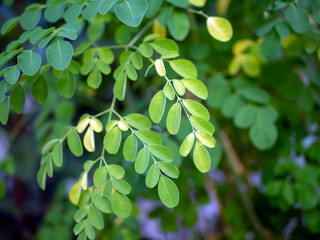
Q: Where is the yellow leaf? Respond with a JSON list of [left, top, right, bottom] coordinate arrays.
[[153, 19, 166, 39], [118, 119, 129, 131], [76, 117, 90, 133], [84, 126, 95, 152], [216, 0, 231, 14], [81, 172, 88, 190], [189, 0, 206, 7], [228, 54, 244, 76], [206, 16, 233, 42], [69, 181, 81, 205], [155, 59, 166, 77], [90, 117, 103, 133], [232, 39, 254, 55]]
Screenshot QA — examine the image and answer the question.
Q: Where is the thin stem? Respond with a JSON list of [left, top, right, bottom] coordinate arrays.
[[108, 97, 116, 122], [127, 20, 154, 48], [187, 8, 209, 18], [93, 108, 111, 118]]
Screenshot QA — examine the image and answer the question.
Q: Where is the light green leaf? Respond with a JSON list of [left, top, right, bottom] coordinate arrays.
[[167, 0, 188, 8], [67, 130, 83, 157], [135, 148, 150, 174], [107, 164, 125, 179], [149, 144, 174, 162], [169, 59, 197, 79], [206, 17, 233, 42], [99, 0, 118, 15], [104, 126, 121, 154], [97, 47, 114, 64], [131, 51, 143, 70], [138, 43, 153, 58], [183, 99, 210, 120], [181, 78, 208, 99], [135, 130, 162, 145], [85, 222, 95, 240], [163, 83, 175, 100], [46, 39, 73, 71], [52, 141, 63, 167], [92, 189, 112, 213], [10, 85, 25, 113], [114, 0, 148, 27], [69, 181, 82, 205], [166, 102, 181, 135], [195, 131, 215, 148], [82, 0, 103, 20], [74, 205, 89, 223], [149, 90, 166, 123], [1, 17, 20, 35], [73, 220, 86, 235], [20, 8, 42, 30], [234, 105, 257, 129], [88, 206, 104, 230], [146, 164, 160, 188], [126, 64, 138, 81], [190, 116, 215, 135], [125, 113, 151, 130], [158, 175, 179, 208], [239, 86, 270, 104], [193, 141, 211, 173], [44, 2, 65, 23], [151, 39, 179, 55], [87, 66, 102, 89], [179, 133, 195, 157], [93, 167, 107, 189], [123, 134, 138, 162], [173, 80, 186, 96], [37, 165, 46, 190], [17, 51, 41, 76], [158, 162, 179, 178], [64, 2, 85, 23], [284, 3, 310, 34], [222, 94, 245, 118], [112, 179, 132, 195], [113, 73, 127, 100], [111, 191, 132, 218]]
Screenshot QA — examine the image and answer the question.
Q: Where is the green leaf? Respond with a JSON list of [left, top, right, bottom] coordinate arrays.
[[239, 86, 270, 104], [158, 162, 179, 178], [0, 98, 10, 125], [93, 167, 107, 188], [52, 141, 63, 167], [1, 17, 20, 35], [135, 148, 150, 174], [123, 134, 138, 162], [74, 205, 89, 223], [222, 94, 245, 118], [99, 0, 118, 15], [44, 2, 65, 23], [67, 130, 83, 157], [138, 43, 153, 58], [92, 189, 112, 213], [195, 131, 215, 148], [181, 78, 207, 99], [113, 73, 127, 101], [104, 126, 121, 154], [149, 90, 166, 123], [163, 83, 175, 100], [282, 182, 295, 206], [135, 130, 162, 145], [193, 141, 211, 173], [259, 31, 281, 61], [82, 0, 103, 20], [313, 2, 320, 24], [46, 39, 73, 71], [114, 0, 148, 27], [57, 70, 76, 98], [284, 3, 310, 34], [17, 51, 41, 76], [149, 145, 174, 162], [64, 3, 85, 23], [131, 51, 143, 70], [146, 0, 163, 17], [275, 20, 289, 38], [97, 47, 114, 64], [37, 165, 46, 190], [30, 27, 55, 44], [234, 105, 257, 129], [32, 76, 48, 104], [249, 117, 278, 150], [166, 103, 181, 135], [107, 164, 125, 179], [0, 81, 7, 103], [146, 164, 160, 188], [126, 64, 138, 81], [173, 80, 185, 96], [87, 66, 102, 89], [69, 181, 82, 205], [169, 59, 197, 79], [112, 179, 132, 195], [125, 113, 151, 130], [179, 133, 195, 157], [190, 116, 215, 135], [88, 206, 104, 230], [85, 222, 95, 240], [167, 10, 190, 41], [111, 191, 132, 218], [167, 0, 188, 8], [158, 175, 179, 208], [183, 99, 209, 120], [10, 85, 25, 113], [152, 39, 179, 55], [73, 220, 86, 235], [20, 8, 42, 30], [206, 17, 233, 42]]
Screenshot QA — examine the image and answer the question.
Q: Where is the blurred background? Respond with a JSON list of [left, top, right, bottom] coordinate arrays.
[[1, 0, 320, 239]]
